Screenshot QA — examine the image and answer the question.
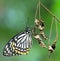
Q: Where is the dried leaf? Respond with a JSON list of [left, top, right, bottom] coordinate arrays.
[[40, 31, 48, 40], [39, 41, 47, 48], [48, 46, 54, 53]]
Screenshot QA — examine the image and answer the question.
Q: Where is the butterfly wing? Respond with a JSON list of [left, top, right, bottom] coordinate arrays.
[[3, 30, 32, 56]]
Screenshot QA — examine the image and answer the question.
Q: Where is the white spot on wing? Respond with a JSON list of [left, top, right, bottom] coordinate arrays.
[[26, 36, 29, 48], [23, 41, 26, 49], [20, 35, 27, 43], [18, 33, 26, 39], [21, 44, 23, 48], [14, 37, 17, 41], [17, 37, 23, 43]]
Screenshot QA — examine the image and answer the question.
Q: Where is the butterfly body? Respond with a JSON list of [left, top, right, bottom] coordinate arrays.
[[3, 27, 32, 56]]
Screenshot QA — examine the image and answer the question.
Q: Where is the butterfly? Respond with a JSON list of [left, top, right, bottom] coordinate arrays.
[[3, 27, 32, 56]]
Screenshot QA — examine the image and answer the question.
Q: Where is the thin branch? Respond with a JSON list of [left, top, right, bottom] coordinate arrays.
[[55, 16, 58, 42], [34, 2, 39, 20], [40, 1, 60, 23], [48, 17, 54, 45], [39, 1, 41, 19]]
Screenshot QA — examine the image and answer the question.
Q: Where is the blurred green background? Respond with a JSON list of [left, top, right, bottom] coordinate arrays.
[[0, 0, 60, 61]]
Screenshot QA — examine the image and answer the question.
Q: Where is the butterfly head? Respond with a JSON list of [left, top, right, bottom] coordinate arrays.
[[25, 27, 31, 34]]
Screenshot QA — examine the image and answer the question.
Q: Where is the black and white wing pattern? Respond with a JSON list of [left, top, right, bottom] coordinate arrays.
[[3, 28, 32, 56]]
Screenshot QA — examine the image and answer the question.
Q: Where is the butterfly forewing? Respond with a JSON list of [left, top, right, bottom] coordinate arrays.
[[3, 28, 32, 56]]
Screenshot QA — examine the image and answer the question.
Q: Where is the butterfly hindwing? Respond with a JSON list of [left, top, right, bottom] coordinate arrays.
[[3, 28, 32, 56]]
